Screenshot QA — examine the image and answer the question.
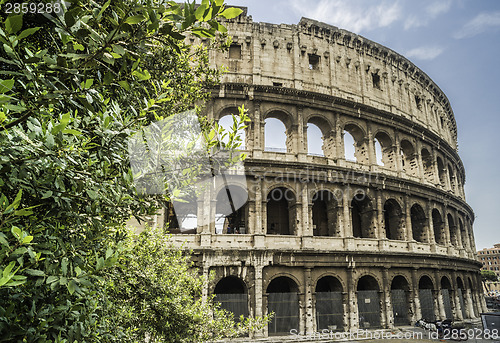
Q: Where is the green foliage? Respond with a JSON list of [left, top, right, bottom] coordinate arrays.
[[482, 270, 498, 282], [0, 0, 249, 341]]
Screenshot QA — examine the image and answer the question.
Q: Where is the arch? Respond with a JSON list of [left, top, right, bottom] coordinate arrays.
[[440, 276, 454, 319], [315, 276, 344, 331], [306, 122, 324, 156], [165, 200, 197, 234], [437, 157, 446, 186], [374, 131, 394, 168], [421, 148, 434, 181], [307, 115, 333, 136], [459, 218, 469, 250], [456, 276, 467, 319], [448, 164, 456, 192], [343, 123, 367, 163], [432, 209, 446, 245], [267, 276, 299, 335], [264, 117, 287, 153], [215, 185, 248, 234], [391, 275, 411, 326], [411, 204, 427, 243], [214, 276, 249, 321], [383, 199, 404, 240], [447, 214, 458, 247], [357, 275, 381, 328], [351, 194, 375, 238], [312, 190, 339, 237], [266, 187, 296, 235], [400, 140, 417, 176], [218, 112, 246, 149], [419, 275, 436, 321]]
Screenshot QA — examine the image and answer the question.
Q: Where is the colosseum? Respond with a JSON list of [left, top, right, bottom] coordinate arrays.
[[164, 8, 485, 338]]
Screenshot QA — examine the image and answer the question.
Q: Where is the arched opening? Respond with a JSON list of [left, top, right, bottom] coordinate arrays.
[[307, 123, 324, 156], [267, 276, 299, 335], [400, 140, 417, 176], [459, 219, 469, 250], [266, 187, 296, 235], [432, 209, 446, 245], [351, 194, 375, 238], [315, 276, 343, 331], [218, 112, 246, 149], [421, 148, 434, 182], [312, 190, 339, 237], [264, 117, 287, 153], [419, 276, 436, 321], [440, 276, 453, 319], [357, 275, 381, 328], [437, 157, 446, 186], [374, 132, 394, 168], [448, 165, 456, 193], [343, 131, 356, 161], [391, 276, 411, 326], [215, 185, 248, 234], [214, 276, 248, 322], [344, 124, 366, 163], [411, 204, 427, 243], [447, 214, 458, 247], [456, 277, 467, 319], [165, 200, 198, 234], [384, 199, 404, 240]]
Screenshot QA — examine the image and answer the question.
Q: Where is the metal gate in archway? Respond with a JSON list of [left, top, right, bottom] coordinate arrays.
[[441, 289, 453, 319], [268, 293, 299, 335], [419, 289, 435, 321], [214, 293, 249, 321], [391, 289, 410, 325], [357, 290, 381, 329], [457, 288, 466, 318], [315, 291, 343, 331]]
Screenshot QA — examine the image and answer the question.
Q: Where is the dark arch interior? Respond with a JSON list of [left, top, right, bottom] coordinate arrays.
[[391, 276, 410, 291], [267, 276, 298, 293], [411, 204, 427, 242], [457, 277, 465, 290], [419, 276, 434, 289], [214, 276, 246, 294], [351, 195, 374, 238], [312, 190, 338, 237], [357, 275, 380, 291], [267, 187, 296, 235], [441, 276, 452, 289], [216, 185, 248, 234], [315, 276, 343, 292], [432, 209, 445, 245], [384, 199, 403, 240]]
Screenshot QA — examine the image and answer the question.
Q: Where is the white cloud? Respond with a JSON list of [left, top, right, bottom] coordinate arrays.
[[404, 0, 452, 30], [454, 12, 500, 39], [290, 0, 402, 33], [405, 46, 444, 60]]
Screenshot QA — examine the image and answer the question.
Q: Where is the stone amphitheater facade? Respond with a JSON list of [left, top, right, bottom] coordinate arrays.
[[167, 9, 485, 337]]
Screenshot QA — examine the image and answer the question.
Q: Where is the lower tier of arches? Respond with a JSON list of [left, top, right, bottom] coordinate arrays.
[[198, 250, 485, 338]]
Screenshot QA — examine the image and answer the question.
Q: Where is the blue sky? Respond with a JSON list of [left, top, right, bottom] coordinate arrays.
[[225, 0, 500, 250]]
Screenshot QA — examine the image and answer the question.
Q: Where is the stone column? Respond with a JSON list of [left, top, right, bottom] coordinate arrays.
[[434, 271, 446, 320], [443, 205, 452, 247], [343, 186, 352, 237], [335, 113, 344, 160], [411, 268, 422, 320], [304, 268, 314, 334], [252, 101, 262, 158], [405, 195, 414, 241], [366, 123, 376, 166], [347, 268, 358, 330], [382, 268, 393, 329], [301, 183, 312, 237], [431, 148, 440, 186], [297, 106, 307, 161], [254, 264, 265, 338], [377, 189, 385, 240], [427, 203, 436, 249], [394, 131, 404, 175], [451, 271, 464, 321]]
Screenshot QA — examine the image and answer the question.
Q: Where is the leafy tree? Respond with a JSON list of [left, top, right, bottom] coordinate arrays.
[[0, 0, 253, 341], [482, 270, 499, 282]]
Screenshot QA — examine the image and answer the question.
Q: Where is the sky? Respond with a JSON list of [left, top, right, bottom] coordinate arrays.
[[223, 0, 500, 250]]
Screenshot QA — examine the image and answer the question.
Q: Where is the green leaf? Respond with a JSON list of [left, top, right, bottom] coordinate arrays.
[[124, 15, 145, 24], [5, 15, 23, 34], [4, 189, 22, 213], [22, 235, 33, 244], [118, 80, 130, 90], [67, 280, 79, 294], [73, 43, 85, 51], [62, 129, 82, 136], [112, 44, 125, 56], [62, 257, 68, 275], [219, 7, 243, 19], [25, 269, 45, 277], [2, 261, 16, 279], [105, 247, 113, 259], [11, 226, 21, 241], [14, 208, 33, 216], [18, 27, 41, 40], [0, 79, 14, 94], [0, 233, 9, 248], [46, 276, 58, 284], [86, 189, 97, 199]]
